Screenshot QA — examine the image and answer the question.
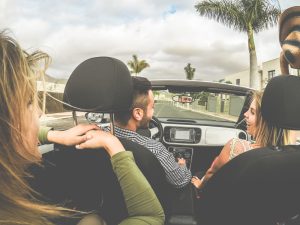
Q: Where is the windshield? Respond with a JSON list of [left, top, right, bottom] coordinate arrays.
[[153, 90, 246, 123]]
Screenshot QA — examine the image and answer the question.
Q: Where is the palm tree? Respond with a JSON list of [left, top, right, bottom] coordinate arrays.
[[195, 0, 280, 90], [127, 54, 150, 76], [184, 63, 196, 80]]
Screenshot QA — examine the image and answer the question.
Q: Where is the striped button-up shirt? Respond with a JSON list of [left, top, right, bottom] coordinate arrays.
[[110, 126, 192, 188]]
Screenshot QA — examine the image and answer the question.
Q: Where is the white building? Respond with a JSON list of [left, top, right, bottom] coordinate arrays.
[[224, 57, 300, 89], [224, 69, 250, 87], [36, 75, 67, 113], [37, 74, 67, 93], [37, 81, 65, 93]]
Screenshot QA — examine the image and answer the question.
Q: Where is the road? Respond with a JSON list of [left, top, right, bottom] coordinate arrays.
[[154, 103, 228, 121], [40, 104, 300, 143], [41, 103, 229, 130]]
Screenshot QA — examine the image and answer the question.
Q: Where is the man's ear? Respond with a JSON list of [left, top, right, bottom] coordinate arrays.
[[132, 108, 144, 121]]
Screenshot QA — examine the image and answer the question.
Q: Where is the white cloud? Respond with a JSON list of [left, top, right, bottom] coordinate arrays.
[[279, 0, 299, 10], [0, 0, 298, 81]]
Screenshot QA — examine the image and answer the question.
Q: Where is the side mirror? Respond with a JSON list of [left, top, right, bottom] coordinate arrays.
[[85, 112, 105, 123]]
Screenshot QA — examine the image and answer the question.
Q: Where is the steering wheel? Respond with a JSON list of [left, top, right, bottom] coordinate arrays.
[[149, 116, 163, 141], [136, 116, 163, 142]]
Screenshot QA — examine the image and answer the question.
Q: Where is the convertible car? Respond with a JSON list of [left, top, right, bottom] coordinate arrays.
[[35, 57, 300, 225], [145, 79, 250, 175]]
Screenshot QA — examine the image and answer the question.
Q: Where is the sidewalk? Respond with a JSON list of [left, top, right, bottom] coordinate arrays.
[[175, 104, 237, 122]]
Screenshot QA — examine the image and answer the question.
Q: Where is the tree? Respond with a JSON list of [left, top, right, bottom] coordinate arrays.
[[127, 54, 150, 76], [184, 63, 196, 80], [195, 0, 280, 90]]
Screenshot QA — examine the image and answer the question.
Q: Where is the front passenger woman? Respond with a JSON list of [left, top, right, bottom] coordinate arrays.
[[191, 91, 293, 190]]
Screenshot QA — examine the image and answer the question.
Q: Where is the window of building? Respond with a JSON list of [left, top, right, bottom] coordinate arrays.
[[268, 70, 275, 80], [236, 79, 240, 85]]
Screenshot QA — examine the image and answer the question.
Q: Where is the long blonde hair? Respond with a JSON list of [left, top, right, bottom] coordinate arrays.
[[252, 91, 292, 147], [0, 31, 65, 225]]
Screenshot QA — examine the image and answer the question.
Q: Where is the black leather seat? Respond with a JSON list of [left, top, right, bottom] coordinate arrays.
[[119, 138, 174, 213], [31, 57, 172, 224], [31, 146, 127, 225], [33, 139, 173, 224], [196, 75, 300, 225]]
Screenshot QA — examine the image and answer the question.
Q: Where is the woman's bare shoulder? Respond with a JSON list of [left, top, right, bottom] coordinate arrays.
[[228, 138, 251, 160]]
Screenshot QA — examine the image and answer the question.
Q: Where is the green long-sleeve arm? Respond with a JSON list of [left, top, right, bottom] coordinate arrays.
[[111, 151, 165, 225], [38, 126, 53, 145]]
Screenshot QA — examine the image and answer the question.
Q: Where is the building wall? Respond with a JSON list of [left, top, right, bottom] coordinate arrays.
[[289, 67, 300, 76], [261, 58, 281, 88], [224, 57, 300, 89], [37, 81, 65, 93], [224, 70, 250, 87]]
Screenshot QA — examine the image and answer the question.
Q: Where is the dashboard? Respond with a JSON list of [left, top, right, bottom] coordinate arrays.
[[162, 123, 247, 146], [159, 122, 248, 171]]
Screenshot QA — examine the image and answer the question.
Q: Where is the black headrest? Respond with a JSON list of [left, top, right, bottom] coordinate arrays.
[[63, 57, 133, 113], [199, 146, 300, 225], [261, 75, 300, 130]]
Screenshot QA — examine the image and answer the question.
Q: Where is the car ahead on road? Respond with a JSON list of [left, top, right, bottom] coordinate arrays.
[[36, 74, 300, 225]]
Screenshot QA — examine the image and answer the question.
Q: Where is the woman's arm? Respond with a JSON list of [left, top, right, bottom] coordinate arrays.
[[112, 152, 165, 225], [38, 124, 99, 145], [38, 126, 53, 145], [76, 130, 165, 225], [195, 140, 232, 190]]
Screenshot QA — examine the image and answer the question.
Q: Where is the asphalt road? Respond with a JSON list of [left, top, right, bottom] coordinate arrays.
[[41, 103, 228, 130], [154, 103, 226, 121]]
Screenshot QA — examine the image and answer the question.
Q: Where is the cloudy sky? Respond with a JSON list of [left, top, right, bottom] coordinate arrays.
[[0, 0, 298, 81]]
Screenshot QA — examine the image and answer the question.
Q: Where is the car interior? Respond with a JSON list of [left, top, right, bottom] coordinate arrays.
[[34, 57, 300, 225], [33, 57, 176, 225]]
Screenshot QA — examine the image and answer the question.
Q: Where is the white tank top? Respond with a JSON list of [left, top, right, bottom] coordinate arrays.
[[229, 138, 253, 160]]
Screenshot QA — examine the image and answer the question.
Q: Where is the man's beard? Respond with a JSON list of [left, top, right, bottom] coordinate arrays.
[[139, 115, 151, 129]]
